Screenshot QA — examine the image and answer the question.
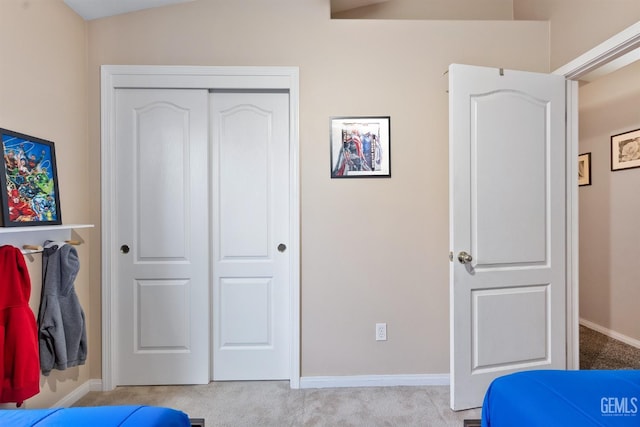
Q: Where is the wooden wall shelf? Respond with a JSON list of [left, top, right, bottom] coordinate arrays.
[[0, 224, 94, 254]]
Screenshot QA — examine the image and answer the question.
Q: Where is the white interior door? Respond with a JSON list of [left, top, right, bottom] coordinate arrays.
[[449, 64, 567, 410], [115, 88, 209, 385], [211, 90, 291, 380]]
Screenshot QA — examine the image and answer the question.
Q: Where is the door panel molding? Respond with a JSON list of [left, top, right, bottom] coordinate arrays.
[[115, 88, 210, 385], [449, 64, 566, 410], [101, 65, 300, 390], [211, 91, 290, 381]]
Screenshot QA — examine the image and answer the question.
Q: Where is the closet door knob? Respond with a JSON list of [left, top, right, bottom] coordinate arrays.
[[277, 243, 287, 252], [120, 244, 130, 254]]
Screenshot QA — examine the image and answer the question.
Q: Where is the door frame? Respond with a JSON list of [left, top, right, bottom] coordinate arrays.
[[100, 65, 301, 391], [553, 20, 640, 370]]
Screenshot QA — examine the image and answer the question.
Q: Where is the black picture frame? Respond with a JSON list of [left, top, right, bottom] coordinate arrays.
[[0, 128, 62, 226], [578, 152, 591, 186], [330, 116, 391, 178], [611, 128, 640, 172]]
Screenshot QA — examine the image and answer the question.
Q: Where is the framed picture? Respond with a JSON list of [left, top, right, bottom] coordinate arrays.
[[578, 152, 591, 186], [611, 128, 640, 171], [0, 128, 62, 226], [330, 116, 391, 178]]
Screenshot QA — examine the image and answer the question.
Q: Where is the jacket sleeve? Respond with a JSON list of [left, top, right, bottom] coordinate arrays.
[[38, 296, 66, 376], [2, 308, 40, 403], [0, 245, 40, 404]]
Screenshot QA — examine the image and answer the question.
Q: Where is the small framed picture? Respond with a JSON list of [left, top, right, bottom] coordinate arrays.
[[611, 128, 640, 171], [0, 128, 62, 226], [578, 152, 591, 186], [330, 116, 391, 178]]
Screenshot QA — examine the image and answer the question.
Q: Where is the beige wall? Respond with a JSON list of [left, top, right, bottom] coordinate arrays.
[[332, 0, 640, 71], [18, 0, 640, 408], [333, 0, 514, 20], [513, 0, 640, 70], [86, 0, 550, 378], [0, 0, 92, 408], [578, 60, 640, 341]]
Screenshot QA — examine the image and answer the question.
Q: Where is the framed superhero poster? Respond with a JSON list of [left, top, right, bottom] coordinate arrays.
[[0, 128, 62, 227], [330, 116, 391, 178]]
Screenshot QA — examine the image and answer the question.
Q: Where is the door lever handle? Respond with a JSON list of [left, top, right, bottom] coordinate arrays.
[[457, 251, 472, 264]]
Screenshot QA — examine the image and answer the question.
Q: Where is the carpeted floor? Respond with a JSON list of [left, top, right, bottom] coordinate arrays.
[[74, 382, 481, 426], [72, 326, 639, 426], [579, 325, 640, 370]]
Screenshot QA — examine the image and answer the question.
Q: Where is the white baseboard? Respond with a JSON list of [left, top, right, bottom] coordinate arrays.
[[48, 374, 449, 404], [90, 379, 105, 392], [580, 318, 640, 350], [299, 374, 449, 389], [52, 379, 103, 408]]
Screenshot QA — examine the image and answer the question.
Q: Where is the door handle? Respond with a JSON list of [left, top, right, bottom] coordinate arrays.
[[457, 251, 472, 264], [120, 244, 130, 254], [277, 243, 287, 253]]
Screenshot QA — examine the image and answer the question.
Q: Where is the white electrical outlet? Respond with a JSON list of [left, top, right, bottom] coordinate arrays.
[[376, 323, 387, 341]]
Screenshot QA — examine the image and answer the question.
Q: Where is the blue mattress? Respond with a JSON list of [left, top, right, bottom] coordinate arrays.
[[482, 370, 640, 427], [0, 405, 190, 426]]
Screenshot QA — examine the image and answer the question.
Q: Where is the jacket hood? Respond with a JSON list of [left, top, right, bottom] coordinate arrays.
[[44, 243, 80, 296], [0, 245, 32, 305]]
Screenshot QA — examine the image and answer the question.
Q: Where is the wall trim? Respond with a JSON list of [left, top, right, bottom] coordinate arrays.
[[580, 318, 640, 350], [299, 374, 449, 389], [50, 379, 103, 408], [89, 379, 104, 392], [553, 21, 640, 79], [553, 20, 640, 371]]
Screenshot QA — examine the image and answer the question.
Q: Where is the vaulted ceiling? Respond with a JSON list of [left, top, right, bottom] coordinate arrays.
[[62, 0, 638, 79]]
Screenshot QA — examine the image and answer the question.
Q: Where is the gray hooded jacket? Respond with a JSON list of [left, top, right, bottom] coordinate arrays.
[[38, 241, 87, 376]]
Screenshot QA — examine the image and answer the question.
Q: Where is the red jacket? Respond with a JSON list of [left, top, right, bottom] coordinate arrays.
[[0, 245, 40, 405]]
